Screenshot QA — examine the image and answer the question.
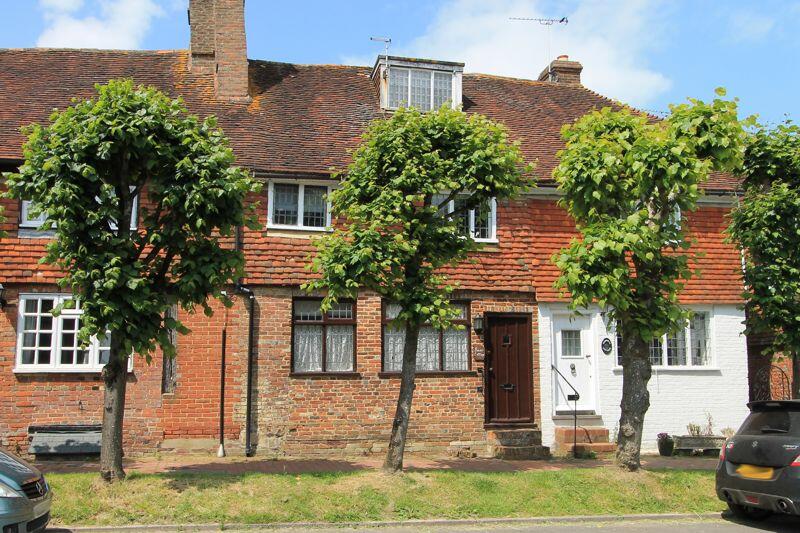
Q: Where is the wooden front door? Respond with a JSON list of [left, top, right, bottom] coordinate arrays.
[[485, 314, 534, 425]]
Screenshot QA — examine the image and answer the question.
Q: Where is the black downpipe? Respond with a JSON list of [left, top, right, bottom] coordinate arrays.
[[218, 326, 226, 453], [235, 225, 257, 457]]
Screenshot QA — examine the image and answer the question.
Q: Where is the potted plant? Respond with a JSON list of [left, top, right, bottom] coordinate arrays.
[[673, 414, 727, 454], [657, 433, 675, 456]]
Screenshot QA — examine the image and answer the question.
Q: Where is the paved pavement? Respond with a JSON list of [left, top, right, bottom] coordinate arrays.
[[36, 453, 719, 475]]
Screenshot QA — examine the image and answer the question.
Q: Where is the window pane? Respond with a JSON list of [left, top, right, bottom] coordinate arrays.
[[443, 328, 468, 370], [303, 186, 327, 228], [691, 313, 709, 366], [76, 350, 90, 365], [388, 68, 409, 108], [454, 197, 470, 236], [25, 299, 38, 313], [326, 325, 354, 372], [650, 338, 663, 366], [22, 350, 35, 365], [473, 200, 492, 239], [385, 303, 403, 321], [410, 70, 431, 111], [383, 325, 404, 372], [41, 299, 54, 313], [37, 350, 50, 365], [451, 303, 468, 320], [417, 326, 440, 371], [294, 300, 323, 321], [293, 325, 323, 372], [616, 332, 623, 366], [273, 184, 299, 225], [667, 328, 686, 366], [327, 302, 353, 320], [561, 330, 581, 357], [61, 350, 74, 365], [433, 72, 452, 109]]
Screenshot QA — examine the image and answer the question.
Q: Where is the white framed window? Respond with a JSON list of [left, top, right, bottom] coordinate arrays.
[[267, 181, 332, 231], [388, 68, 453, 111], [434, 194, 497, 242], [614, 310, 712, 368], [15, 294, 123, 373], [20, 196, 138, 231]]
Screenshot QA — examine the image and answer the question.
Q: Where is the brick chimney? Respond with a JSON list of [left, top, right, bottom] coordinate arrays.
[[538, 55, 582, 86], [189, 0, 250, 102]]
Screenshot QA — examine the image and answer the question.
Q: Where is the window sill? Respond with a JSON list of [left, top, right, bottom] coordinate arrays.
[[611, 366, 720, 373], [265, 226, 332, 239], [13, 367, 135, 375], [289, 372, 362, 379], [379, 371, 478, 378]]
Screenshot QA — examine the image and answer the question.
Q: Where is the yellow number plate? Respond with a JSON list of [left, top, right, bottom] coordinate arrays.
[[736, 464, 774, 480]]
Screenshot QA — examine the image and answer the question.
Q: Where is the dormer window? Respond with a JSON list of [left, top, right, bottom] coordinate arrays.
[[373, 56, 464, 111]]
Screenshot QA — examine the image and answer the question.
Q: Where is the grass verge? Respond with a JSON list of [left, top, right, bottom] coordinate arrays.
[[47, 467, 724, 526]]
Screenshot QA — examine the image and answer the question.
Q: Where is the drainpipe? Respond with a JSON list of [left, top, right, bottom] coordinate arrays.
[[235, 225, 257, 457], [217, 316, 227, 458]]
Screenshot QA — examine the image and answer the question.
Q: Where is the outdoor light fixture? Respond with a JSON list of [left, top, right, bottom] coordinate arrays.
[[473, 315, 484, 334], [0, 283, 6, 310]]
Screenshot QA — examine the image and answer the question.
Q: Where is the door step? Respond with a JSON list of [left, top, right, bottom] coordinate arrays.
[[486, 429, 550, 459], [488, 444, 551, 460], [554, 426, 613, 456], [563, 442, 617, 455]]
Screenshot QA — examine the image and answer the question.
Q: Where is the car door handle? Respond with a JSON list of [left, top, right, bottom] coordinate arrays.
[[500, 383, 515, 392]]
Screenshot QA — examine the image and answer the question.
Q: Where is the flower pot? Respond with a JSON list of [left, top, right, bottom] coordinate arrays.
[[658, 438, 675, 457], [673, 435, 726, 452]]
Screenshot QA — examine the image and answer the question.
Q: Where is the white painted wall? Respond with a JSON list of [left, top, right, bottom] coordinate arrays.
[[539, 304, 750, 452]]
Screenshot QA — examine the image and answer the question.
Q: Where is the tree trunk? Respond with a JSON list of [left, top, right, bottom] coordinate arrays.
[[793, 353, 800, 400], [616, 326, 652, 471], [100, 336, 128, 482], [383, 321, 420, 473]]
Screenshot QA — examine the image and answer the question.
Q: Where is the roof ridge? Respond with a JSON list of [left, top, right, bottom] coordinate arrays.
[[0, 47, 184, 54]]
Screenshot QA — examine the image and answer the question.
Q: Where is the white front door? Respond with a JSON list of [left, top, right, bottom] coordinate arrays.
[[553, 314, 596, 413]]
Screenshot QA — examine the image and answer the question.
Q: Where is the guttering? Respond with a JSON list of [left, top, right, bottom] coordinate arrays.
[[235, 225, 257, 457]]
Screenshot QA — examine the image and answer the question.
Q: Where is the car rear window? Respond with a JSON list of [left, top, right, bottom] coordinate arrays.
[[739, 409, 800, 436]]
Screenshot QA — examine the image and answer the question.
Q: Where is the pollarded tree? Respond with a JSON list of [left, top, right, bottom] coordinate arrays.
[[305, 106, 529, 473], [4, 79, 260, 481], [553, 91, 746, 470], [728, 122, 800, 397]]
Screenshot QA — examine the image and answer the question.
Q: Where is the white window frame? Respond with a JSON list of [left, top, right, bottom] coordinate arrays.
[[438, 195, 498, 243], [20, 196, 138, 231], [266, 180, 333, 232], [14, 293, 130, 374], [387, 67, 454, 111], [612, 307, 715, 370]]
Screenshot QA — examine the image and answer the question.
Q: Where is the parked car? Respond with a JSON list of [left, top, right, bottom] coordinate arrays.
[[0, 450, 51, 532], [717, 400, 800, 520]]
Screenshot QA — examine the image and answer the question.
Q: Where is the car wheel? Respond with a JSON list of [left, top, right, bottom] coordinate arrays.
[[727, 502, 772, 521]]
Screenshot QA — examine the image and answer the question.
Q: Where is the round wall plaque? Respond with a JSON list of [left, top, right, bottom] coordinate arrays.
[[601, 337, 614, 355]]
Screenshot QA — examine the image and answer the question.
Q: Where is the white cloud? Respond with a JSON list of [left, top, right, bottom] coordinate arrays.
[[37, 0, 164, 50], [727, 10, 775, 43], [347, 0, 672, 108]]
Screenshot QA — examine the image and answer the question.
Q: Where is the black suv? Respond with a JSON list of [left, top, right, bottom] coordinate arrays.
[[717, 400, 800, 520]]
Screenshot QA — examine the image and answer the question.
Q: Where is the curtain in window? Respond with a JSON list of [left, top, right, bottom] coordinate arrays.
[[649, 338, 663, 366], [303, 186, 327, 227], [326, 325, 354, 372], [417, 326, 440, 371], [473, 200, 492, 239], [388, 68, 409, 108], [294, 325, 323, 372], [443, 328, 469, 370], [454, 197, 470, 236], [384, 325, 404, 372], [273, 184, 299, 225], [691, 313, 709, 366]]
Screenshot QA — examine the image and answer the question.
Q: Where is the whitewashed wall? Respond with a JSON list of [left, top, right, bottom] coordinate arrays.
[[539, 304, 750, 452]]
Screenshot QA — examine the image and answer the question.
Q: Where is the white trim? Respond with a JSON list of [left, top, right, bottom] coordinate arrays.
[[20, 195, 139, 231], [386, 66, 456, 111], [525, 186, 737, 204], [439, 194, 498, 243], [266, 180, 333, 232], [14, 293, 130, 374]]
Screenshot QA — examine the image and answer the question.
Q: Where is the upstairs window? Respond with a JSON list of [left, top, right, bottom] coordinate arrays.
[[434, 194, 497, 242], [268, 181, 331, 231], [15, 294, 118, 373], [388, 68, 453, 111], [20, 196, 138, 231]]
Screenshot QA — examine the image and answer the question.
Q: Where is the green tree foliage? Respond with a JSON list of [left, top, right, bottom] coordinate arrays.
[[728, 122, 800, 396], [4, 79, 260, 481], [305, 106, 530, 472], [553, 91, 746, 470]]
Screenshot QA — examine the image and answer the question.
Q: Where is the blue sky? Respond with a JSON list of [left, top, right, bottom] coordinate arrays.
[[2, 0, 798, 124]]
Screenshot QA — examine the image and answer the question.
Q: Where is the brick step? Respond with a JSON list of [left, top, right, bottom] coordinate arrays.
[[555, 426, 610, 444], [486, 429, 542, 447], [564, 442, 617, 455], [488, 444, 551, 460]]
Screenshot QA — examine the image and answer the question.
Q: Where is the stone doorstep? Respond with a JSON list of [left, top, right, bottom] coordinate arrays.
[[563, 442, 617, 455], [555, 426, 611, 444], [486, 429, 543, 447], [487, 444, 551, 460]]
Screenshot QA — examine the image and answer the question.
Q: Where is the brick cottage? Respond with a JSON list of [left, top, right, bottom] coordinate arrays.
[[0, 0, 751, 458]]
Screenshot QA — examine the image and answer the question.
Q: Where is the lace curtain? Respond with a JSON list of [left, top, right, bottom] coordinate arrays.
[[294, 325, 323, 372], [326, 325, 354, 372]]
